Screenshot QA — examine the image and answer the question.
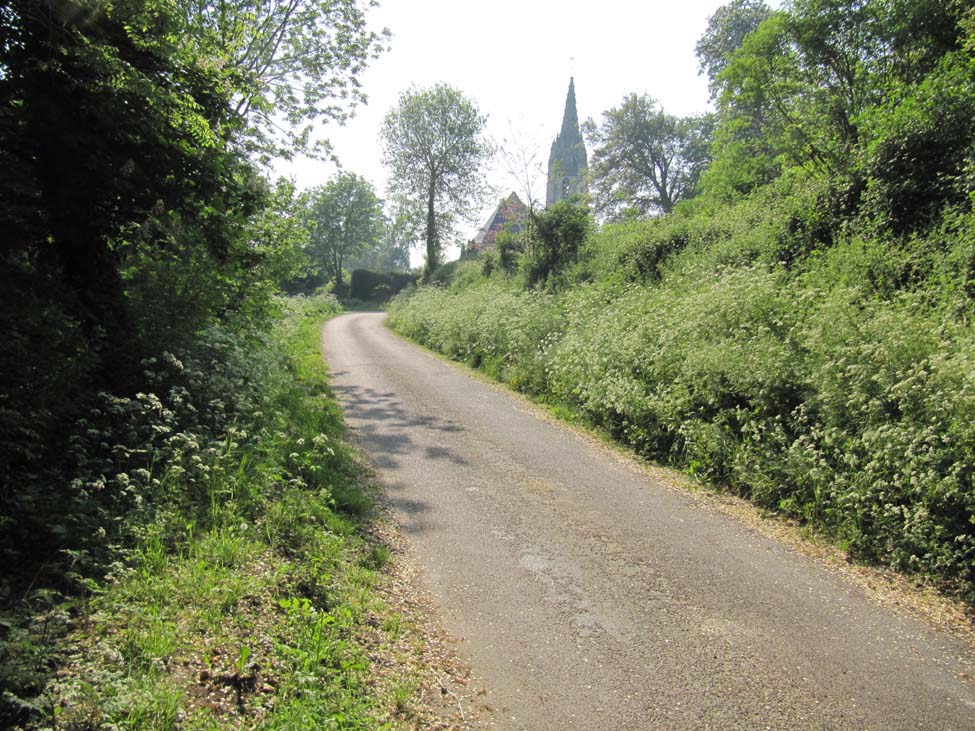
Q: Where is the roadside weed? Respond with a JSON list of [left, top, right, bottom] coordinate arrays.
[[29, 295, 432, 730]]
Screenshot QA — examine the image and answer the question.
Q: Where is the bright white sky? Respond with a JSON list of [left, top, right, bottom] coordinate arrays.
[[277, 0, 742, 261]]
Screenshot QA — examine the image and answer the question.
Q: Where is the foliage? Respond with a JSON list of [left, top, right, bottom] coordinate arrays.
[[2, 294, 434, 730], [346, 209, 415, 273], [524, 201, 595, 288], [349, 270, 417, 302], [381, 84, 492, 280], [306, 172, 385, 292], [389, 281, 564, 393], [2, 0, 251, 386], [0, 0, 382, 505], [711, 0, 972, 188], [178, 0, 388, 160], [696, 0, 772, 97], [494, 229, 527, 277], [0, 293, 313, 725], [861, 37, 975, 233], [583, 95, 714, 218], [388, 1, 975, 603], [2, 0, 271, 594], [390, 200, 975, 604], [0, 0, 387, 723]]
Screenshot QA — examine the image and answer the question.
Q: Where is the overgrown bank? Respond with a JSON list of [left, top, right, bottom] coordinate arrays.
[[2, 296, 451, 730], [389, 182, 975, 609], [0, 1, 453, 724]]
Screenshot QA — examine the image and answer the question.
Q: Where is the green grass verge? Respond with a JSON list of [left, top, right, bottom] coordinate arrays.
[[15, 295, 426, 730]]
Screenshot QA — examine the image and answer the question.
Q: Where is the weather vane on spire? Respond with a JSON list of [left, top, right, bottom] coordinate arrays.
[[570, 56, 575, 76]]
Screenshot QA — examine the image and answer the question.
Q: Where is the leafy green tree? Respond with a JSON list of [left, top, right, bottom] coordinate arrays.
[[881, 0, 972, 84], [583, 95, 714, 218], [704, 0, 973, 204], [307, 173, 384, 291], [695, 0, 772, 97], [1, 0, 252, 388], [178, 0, 387, 160], [701, 11, 793, 196], [525, 201, 593, 287], [381, 84, 491, 280], [862, 14, 975, 232], [347, 208, 415, 272]]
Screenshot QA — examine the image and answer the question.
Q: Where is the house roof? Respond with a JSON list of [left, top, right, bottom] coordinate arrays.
[[470, 192, 529, 251]]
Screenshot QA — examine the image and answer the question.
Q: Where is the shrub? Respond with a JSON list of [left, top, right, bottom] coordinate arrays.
[[524, 201, 593, 288], [862, 48, 975, 234], [348, 269, 416, 302]]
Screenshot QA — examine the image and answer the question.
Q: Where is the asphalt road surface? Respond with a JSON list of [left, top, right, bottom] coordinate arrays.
[[322, 311, 975, 730]]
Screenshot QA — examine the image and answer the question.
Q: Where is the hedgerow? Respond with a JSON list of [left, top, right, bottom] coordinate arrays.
[[388, 198, 975, 605], [388, 0, 975, 598]]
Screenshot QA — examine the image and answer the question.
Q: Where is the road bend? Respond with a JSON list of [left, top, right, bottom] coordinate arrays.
[[322, 311, 975, 731]]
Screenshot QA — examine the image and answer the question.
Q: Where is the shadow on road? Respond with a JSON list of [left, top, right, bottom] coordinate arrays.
[[331, 380, 470, 535]]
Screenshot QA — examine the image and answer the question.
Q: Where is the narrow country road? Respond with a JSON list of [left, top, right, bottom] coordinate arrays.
[[322, 312, 975, 731]]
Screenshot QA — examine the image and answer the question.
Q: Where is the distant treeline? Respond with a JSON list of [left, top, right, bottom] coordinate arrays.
[[285, 268, 416, 302], [349, 270, 417, 302]]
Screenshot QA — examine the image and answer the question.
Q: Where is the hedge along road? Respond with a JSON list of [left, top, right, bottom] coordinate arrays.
[[322, 311, 975, 731]]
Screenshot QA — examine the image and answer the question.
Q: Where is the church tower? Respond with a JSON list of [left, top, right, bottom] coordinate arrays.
[[546, 77, 588, 207]]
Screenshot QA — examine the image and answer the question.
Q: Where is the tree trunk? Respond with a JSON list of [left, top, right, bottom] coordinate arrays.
[[423, 179, 437, 282]]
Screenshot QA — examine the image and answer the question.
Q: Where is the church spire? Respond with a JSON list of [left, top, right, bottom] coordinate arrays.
[[559, 77, 581, 144], [546, 77, 588, 207]]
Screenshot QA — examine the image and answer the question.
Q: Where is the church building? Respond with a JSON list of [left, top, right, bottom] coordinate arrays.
[[546, 77, 588, 207], [468, 78, 588, 254]]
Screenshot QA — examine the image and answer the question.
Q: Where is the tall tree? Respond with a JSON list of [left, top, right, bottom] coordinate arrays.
[[695, 0, 772, 97], [307, 172, 384, 290], [712, 0, 972, 182], [583, 95, 714, 218], [177, 0, 388, 160], [0, 0, 385, 383], [381, 84, 491, 280], [0, 0, 251, 389]]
